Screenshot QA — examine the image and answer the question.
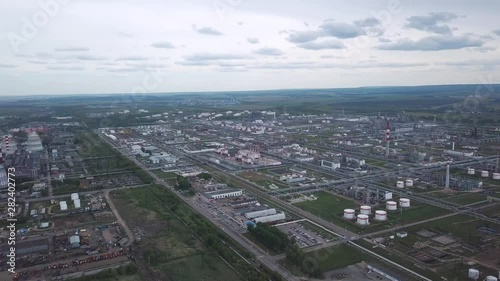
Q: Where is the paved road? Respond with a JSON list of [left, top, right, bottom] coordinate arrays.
[[104, 190, 135, 247], [19, 184, 150, 203]]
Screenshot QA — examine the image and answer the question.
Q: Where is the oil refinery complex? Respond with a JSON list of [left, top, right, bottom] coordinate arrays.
[[1, 108, 500, 281]]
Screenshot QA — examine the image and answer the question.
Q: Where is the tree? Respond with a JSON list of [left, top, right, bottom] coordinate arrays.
[[197, 172, 212, 181]]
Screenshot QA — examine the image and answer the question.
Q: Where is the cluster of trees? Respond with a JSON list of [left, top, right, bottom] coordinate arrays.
[[247, 223, 292, 253], [285, 244, 323, 278], [148, 186, 283, 281], [175, 176, 192, 190], [197, 172, 212, 181]]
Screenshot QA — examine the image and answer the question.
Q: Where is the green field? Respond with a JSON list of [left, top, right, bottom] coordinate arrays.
[[158, 253, 242, 281], [444, 192, 487, 205], [293, 191, 357, 221], [293, 192, 450, 234]]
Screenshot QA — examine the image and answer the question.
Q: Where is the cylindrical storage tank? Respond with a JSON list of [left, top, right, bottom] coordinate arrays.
[[405, 179, 414, 187], [400, 198, 411, 208], [468, 269, 479, 280], [360, 205, 371, 215], [486, 276, 498, 281], [493, 173, 500, 180], [356, 214, 369, 225], [482, 171, 489, 177], [374, 210, 387, 221], [343, 209, 355, 220], [396, 181, 405, 188], [386, 201, 397, 211]]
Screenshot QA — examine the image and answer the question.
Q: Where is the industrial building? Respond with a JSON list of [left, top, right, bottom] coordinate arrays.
[[253, 212, 286, 223], [0, 238, 49, 256], [205, 188, 243, 199], [245, 208, 277, 219]]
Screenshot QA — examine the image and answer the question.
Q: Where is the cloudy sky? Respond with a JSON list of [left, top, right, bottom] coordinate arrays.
[[1, 0, 499, 95]]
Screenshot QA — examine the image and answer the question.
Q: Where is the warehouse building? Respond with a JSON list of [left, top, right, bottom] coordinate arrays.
[[205, 188, 243, 199], [245, 208, 277, 219], [0, 238, 49, 256], [253, 212, 286, 223]]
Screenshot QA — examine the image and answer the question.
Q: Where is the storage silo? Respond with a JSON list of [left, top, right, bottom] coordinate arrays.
[[468, 269, 479, 280], [386, 201, 397, 211], [374, 210, 387, 221], [360, 205, 371, 215], [343, 209, 355, 220], [493, 173, 500, 180], [482, 171, 489, 177], [396, 181, 405, 188], [356, 214, 369, 225], [399, 198, 411, 208], [405, 179, 414, 187]]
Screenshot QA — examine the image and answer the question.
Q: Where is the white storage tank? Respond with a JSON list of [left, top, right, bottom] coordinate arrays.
[[386, 201, 397, 211], [396, 181, 405, 188], [71, 193, 79, 200], [467, 168, 475, 175], [356, 214, 369, 225], [486, 276, 498, 281], [360, 205, 371, 215], [493, 173, 500, 180], [482, 170, 489, 177], [374, 210, 387, 221], [405, 179, 414, 187], [468, 268, 479, 280], [343, 209, 355, 220], [399, 198, 411, 208]]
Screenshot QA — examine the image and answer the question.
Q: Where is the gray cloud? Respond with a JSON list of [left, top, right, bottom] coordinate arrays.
[[71, 55, 107, 61], [0, 63, 17, 68], [493, 29, 500, 36], [193, 25, 223, 36], [470, 46, 496, 53], [297, 39, 345, 50], [378, 35, 484, 51], [28, 60, 48, 64], [438, 58, 500, 67], [151, 41, 175, 48], [118, 31, 134, 37], [54, 47, 90, 52], [378, 37, 392, 43], [116, 56, 149, 61], [287, 30, 324, 43], [253, 47, 284, 56], [46, 65, 86, 71], [177, 61, 246, 67], [405, 13, 459, 35], [183, 53, 251, 61], [247, 38, 259, 44]]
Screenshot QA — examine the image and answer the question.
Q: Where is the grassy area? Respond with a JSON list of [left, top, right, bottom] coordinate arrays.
[[112, 185, 282, 281], [151, 170, 178, 179], [404, 214, 500, 245], [279, 244, 372, 276], [444, 192, 487, 205], [294, 192, 450, 234], [76, 132, 119, 157], [293, 191, 357, 221], [158, 253, 242, 281], [238, 171, 287, 189], [72, 264, 140, 281]]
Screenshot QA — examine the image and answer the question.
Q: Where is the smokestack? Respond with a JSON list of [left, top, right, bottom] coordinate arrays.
[[5, 135, 9, 152], [496, 158, 499, 173], [452, 142, 455, 151], [385, 121, 390, 158], [445, 164, 450, 188]]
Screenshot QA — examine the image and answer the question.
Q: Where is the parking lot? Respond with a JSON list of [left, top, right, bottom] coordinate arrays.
[[277, 222, 330, 248]]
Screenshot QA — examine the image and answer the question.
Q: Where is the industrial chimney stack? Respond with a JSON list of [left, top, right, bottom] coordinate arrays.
[[385, 121, 390, 158]]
